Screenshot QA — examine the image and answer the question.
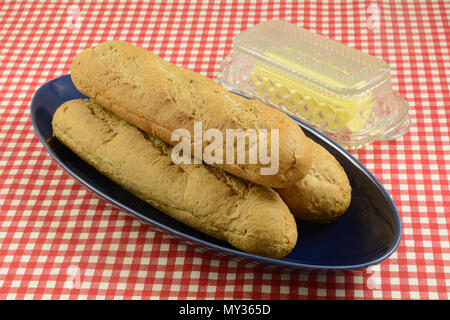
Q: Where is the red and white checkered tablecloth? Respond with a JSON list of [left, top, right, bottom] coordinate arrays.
[[0, 0, 448, 300]]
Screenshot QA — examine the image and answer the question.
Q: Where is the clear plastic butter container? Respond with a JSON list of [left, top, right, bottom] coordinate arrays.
[[217, 20, 410, 149]]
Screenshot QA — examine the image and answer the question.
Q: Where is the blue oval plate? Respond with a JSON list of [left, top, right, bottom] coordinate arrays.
[[30, 75, 401, 271]]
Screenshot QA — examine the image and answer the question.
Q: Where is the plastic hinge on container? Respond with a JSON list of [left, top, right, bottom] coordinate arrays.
[[217, 20, 410, 150]]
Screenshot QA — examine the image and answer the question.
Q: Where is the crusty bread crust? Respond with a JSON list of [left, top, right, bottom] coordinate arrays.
[[276, 139, 352, 223], [70, 40, 311, 188], [52, 99, 298, 258]]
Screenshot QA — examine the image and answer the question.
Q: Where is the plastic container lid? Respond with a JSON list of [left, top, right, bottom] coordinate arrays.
[[217, 20, 410, 149]]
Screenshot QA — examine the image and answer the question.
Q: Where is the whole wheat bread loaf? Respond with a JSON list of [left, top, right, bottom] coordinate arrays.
[[52, 99, 298, 258], [70, 41, 311, 188]]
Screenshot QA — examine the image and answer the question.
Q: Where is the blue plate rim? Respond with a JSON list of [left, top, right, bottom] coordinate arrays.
[[30, 74, 402, 271]]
